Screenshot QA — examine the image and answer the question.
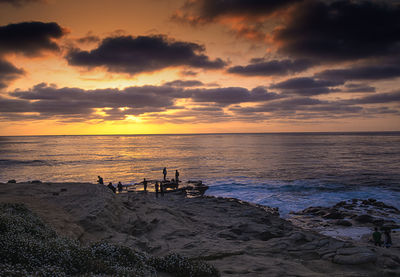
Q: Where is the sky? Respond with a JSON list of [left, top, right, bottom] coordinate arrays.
[[0, 0, 399, 135]]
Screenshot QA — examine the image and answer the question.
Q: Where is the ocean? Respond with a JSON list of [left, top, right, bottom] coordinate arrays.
[[1, 132, 399, 215]]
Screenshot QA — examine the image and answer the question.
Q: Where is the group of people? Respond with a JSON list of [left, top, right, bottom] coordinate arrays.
[[97, 167, 180, 195], [372, 227, 392, 248], [98, 176, 124, 194], [163, 167, 179, 184]]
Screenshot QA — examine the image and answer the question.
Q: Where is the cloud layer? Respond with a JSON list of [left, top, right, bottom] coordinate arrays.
[[228, 59, 314, 76], [0, 59, 24, 88], [67, 35, 226, 74], [0, 21, 65, 89], [1, 82, 399, 123], [0, 21, 65, 56]]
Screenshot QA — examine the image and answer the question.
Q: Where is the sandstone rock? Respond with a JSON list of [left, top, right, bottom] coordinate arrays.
[[256, 230, 282, 241], [336, 247, 372, 255], [333, 251, 377, 265]]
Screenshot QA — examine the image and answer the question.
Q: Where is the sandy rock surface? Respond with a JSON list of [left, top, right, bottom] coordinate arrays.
[[1, 182, 399, 276]]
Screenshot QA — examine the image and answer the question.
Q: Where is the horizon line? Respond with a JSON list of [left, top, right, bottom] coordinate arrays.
[[1, 131, 400, 137]]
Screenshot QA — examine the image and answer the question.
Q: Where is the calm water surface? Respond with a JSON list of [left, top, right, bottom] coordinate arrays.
[[1, 133, 399, 215]]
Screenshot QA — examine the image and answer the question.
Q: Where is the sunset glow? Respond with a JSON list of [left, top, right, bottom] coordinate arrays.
[[1, 0, 399, 135]]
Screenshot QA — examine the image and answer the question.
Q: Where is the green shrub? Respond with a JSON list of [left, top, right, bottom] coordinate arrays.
[[151, 253, 220, 277], [0, 203, 219, 277]]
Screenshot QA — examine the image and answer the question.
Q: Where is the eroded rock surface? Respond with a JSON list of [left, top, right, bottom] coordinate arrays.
[[0, 182, 399, 276]]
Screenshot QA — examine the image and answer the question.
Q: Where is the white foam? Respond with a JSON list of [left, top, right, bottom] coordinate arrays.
[[205, 177, 400, 217]]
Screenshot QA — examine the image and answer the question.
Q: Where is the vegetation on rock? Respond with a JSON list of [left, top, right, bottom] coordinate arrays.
[[0, 203, 219, 277]]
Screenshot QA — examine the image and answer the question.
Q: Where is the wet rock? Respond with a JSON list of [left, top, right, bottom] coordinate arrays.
[[302, 207, 323, 214], [334, 201, 347, 207], [323, 211, 345, 219], [7, 180, 16, 183], [354, 214, 375, 223], [335, 219, 352, 226], [31, 180, 42, 184], [362, 200, 370, 205]]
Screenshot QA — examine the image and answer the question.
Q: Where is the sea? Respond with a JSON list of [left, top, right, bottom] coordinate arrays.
[[1, 132, 399, 216]]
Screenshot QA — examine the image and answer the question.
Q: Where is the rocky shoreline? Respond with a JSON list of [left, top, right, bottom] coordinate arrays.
[[289, 198, 400, 241], [0, 182, 399, 276]]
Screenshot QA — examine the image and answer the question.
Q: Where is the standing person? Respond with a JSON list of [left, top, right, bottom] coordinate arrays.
[[384, 229, 392, 248], [143, 178, 148, 192], [175, 170, 180, 185], [107, 182, 116, 193], [97, 176, 104, 185], [163, 167, 167, 181], [155, 182, 159, 198], [117, 182, 123, 193], [372, 227, 382, 246]]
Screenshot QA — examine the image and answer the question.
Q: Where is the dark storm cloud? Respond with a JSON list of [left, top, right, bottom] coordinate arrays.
[[189, 86, 282, 105], [0, 0, 42, 7], [316, 63, 400, 81], [176, 0, 400, 63], [173, 0, 301, 24], [163, 80, 204, 87], [0, 59, 24, 89], [274, 0, 400, 61], [227, 59, 314, 76], [0, 21, 65, 56], [66, 35, 226, 74], [270, 77, 343, 96]]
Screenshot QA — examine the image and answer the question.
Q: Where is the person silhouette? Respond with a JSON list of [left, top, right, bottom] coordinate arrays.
[[107, 182, 116, 193], [175, 170, 180, 185], [143, 178, 148, 192], [155, 182, 159, 198], [372, 227, 382, 246], [117, 181, 123, 193], [97, 176, 104, 185], [163, 167, 167, 181], [384, 229, 392, 248]]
